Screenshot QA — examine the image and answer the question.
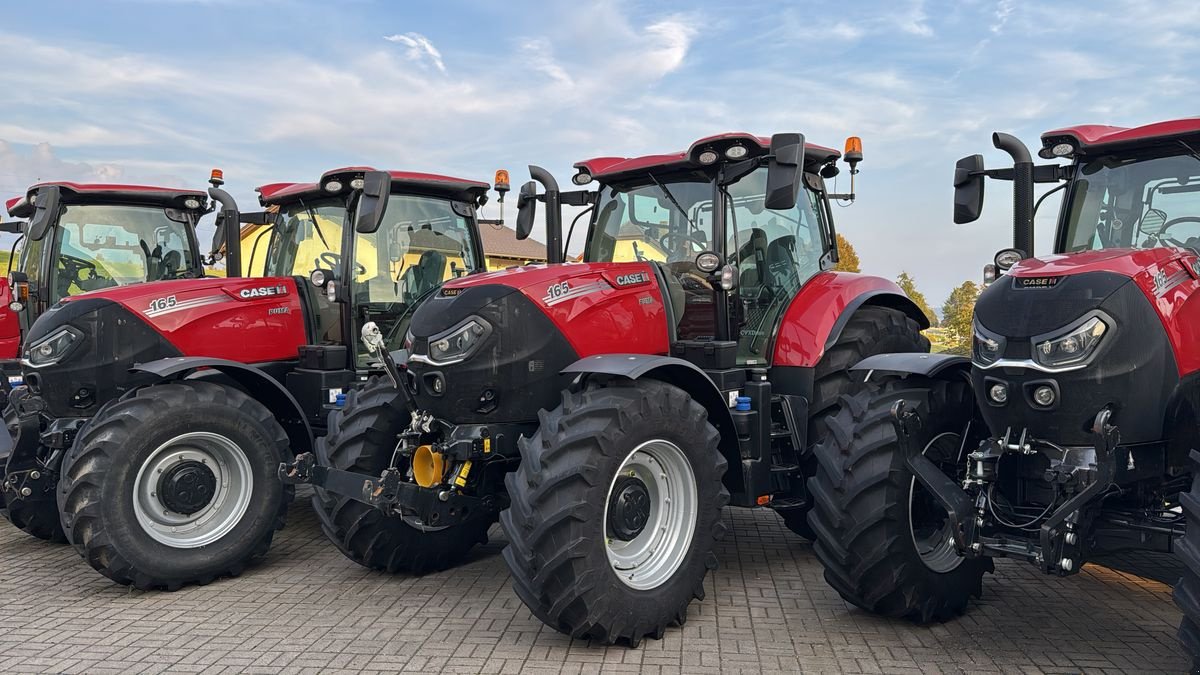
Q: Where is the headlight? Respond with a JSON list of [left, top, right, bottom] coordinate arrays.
[[972, 322, 1005, 367], [1033, 315, 1109, 369], [425, 317, 492, 365], [25, 327, 83, 367]]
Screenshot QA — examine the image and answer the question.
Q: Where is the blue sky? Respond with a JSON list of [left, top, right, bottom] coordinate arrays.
[[1, 0, 1198, 306]]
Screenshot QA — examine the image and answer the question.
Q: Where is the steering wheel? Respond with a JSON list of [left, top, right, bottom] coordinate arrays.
[[658, 231, 707, 261], [318, 251, 367, 276], [59, 254, 99, 285], [1157, 217, 1200, 249]]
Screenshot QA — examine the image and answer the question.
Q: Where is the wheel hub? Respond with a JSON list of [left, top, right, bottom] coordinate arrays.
[[157, 461, 217, 515], [608, 475, 652, 541]]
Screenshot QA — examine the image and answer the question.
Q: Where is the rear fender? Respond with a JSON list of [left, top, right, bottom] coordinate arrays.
[[562, 354, 741, 489], [131, 357, 313, 455], [773, 271, 930, 367]]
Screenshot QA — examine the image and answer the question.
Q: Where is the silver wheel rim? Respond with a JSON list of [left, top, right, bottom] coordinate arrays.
[[603, 439, 699, 590], [908, 431, 964, 573], [132, 431, 254, 548]]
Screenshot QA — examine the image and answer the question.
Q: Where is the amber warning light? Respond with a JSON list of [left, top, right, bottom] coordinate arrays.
[[209, 168, 225, 188]]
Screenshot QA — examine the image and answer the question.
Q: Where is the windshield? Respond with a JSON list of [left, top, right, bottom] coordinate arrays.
[[29, 204, 197, 303], [587, 167, 829, 364], [259, 193, 480, 367], [1062, 148, 1200, 253]]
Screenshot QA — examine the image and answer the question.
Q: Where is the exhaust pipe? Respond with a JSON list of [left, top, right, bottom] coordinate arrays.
[[528, 165, 564, 264], [208, 186, 242, 278], [992, 132, 1035, 257]]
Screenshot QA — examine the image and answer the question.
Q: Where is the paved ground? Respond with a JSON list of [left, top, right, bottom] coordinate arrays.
[[0, 489, 1189, 674]]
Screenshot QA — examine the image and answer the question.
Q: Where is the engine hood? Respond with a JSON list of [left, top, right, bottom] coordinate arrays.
[[1008, 246, 1189, 279]]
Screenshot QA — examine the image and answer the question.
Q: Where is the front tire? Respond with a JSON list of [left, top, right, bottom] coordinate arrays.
[[501, 380, 729, 645], [807, 373, 991, 622], [58, 381, 293, 590], [777, 305, 929, 540], [313, 375, 494, 574], [1174, 450, 1200, 669]]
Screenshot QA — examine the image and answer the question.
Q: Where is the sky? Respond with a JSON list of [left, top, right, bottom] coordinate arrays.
[[1, 0, 1198, 308]]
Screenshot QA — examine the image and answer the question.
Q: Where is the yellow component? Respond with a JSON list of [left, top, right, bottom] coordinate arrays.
[[454, 460, 473, 487], [844, 136, 863, 155], [483, 437, 491, 454], [411, 445, 445, 488]]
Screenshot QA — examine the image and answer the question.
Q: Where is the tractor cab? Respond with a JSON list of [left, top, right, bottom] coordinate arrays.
[[250, 168, 493, 369], [567, 133, 856, 364]]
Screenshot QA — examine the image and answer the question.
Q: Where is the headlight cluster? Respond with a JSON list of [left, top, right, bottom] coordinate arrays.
[[424, 317, 492, 365], [972, 323, 1005, 367], [1034, 315, 1108, 369], [26, 327, 82, 367]]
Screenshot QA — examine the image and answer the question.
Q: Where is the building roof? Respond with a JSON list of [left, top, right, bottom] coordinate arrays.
[[478, 222, 547, 261]]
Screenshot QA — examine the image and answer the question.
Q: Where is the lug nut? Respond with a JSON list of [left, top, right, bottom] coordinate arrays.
[[1060, 558, 1074, 572], [1065, 532, 1077, 545], [20, 487, 31, 497], [29, 471, 40, 480], [971, 542, 983, 554]]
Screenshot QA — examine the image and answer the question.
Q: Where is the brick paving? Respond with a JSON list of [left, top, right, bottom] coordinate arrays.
[[0, 489, 1188, 674]]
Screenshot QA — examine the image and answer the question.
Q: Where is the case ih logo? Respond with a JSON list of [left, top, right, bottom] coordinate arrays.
[[1016, 276, 1061, 289], [614, 272, 651, 287], [239, 285, 288, 299]]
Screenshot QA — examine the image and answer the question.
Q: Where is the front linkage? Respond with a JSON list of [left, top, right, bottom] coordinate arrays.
[[900, 403, 1121, 575]]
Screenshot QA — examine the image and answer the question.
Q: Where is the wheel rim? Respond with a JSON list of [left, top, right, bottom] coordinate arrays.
[[603, 439, 698, 590], [133, 431, 254, 548], [908, 431, 964, 573]]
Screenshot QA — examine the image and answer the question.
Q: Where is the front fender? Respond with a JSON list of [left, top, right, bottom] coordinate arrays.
[[132, 356, 313, 455], [852, 352, 971, 380], [562, 353, 739, 484]]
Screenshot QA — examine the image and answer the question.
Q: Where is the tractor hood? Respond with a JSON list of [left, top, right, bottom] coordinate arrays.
[[404, 261, 670, 425], [24, 276, 309, 418]]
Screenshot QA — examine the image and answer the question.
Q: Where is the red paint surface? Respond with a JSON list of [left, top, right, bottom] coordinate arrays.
[[574, 132, 841, 180], [1011, 247, 1200, 376], [1042, 117, 1200, 151], [0, 279, 18, 359], [772, 271, 913, 367], [258, 169, 489, 204], [442, 262, 670, 357], [60, 277, 308, 364]]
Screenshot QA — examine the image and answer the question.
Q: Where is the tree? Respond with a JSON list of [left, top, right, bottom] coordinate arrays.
[[940, 280, 980, 355], [896, 271, 938, 327], [835, 234, 860, 273]]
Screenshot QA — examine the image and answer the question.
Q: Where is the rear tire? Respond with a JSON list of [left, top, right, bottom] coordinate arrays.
[[1, 399, 66, 543], [313, 375, 494, 574], [777, 306, 929, 540], [1174, 450, 1200, 670], [58, 381, 293, 590], [501, 379, 728, 645], [807, 373, 991, 622]]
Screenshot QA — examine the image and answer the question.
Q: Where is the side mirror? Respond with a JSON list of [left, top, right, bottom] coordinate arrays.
[[953, 154, 985, 224], [515, 180, 537, 240], [354, 171, 392, 233], [765, 133, 805, 211], [27, 186, 61, 242]]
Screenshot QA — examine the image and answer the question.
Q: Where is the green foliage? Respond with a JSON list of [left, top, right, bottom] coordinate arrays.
[[939, 280, 980, 355], [895, 271, 938, 327]]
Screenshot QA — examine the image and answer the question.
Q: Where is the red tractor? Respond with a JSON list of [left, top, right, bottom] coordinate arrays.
[[803, 118, 1200, 665], [0, 178, 238, 537], [282, 132, 932, 644], [2, 168, 498, 590]]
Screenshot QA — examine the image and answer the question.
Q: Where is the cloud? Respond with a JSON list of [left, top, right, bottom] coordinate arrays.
[[384, 32, 447, 73]]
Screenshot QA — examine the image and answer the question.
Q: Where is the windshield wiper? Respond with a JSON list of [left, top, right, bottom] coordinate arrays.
[[649, 174, 700, 233]]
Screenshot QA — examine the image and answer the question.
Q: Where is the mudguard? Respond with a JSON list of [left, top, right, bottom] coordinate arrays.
[[852, 352, 971, 380], [131, 356, 313, 455], [562, 353, 739, 480], [773, 271, 930, 368]]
